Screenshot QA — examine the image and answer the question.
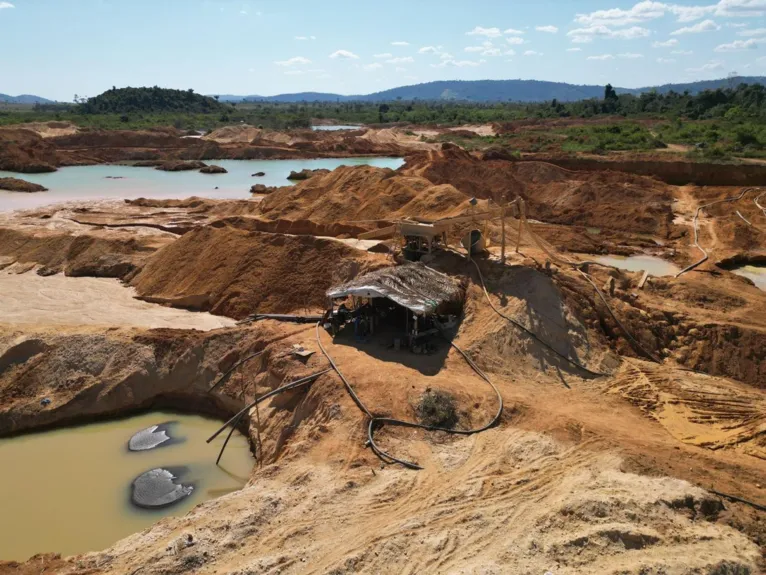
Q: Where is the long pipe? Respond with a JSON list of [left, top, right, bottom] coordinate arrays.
[[675, 187, 756, 278], [206, 369, 332, 444]]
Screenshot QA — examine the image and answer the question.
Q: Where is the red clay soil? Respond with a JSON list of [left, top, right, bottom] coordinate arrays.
[[0, 227, 164, 278], [130, 221, 390, 318], [404, 145, 676, 237], [258, 165, 474, 223], [0, 128, 59, 173]]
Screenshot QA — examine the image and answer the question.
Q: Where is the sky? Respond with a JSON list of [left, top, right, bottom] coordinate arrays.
[[1, 0, 765, 101]]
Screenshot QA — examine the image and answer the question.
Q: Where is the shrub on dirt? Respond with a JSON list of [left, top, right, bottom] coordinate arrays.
[[416, 389, 458, 429]]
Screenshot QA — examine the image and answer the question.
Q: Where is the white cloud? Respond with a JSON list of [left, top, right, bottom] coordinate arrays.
[[715, 37, 759, 50], [671, 49, 694, 54], [294, 35, 317, 41], [240, 10, 247, 14], [0, 2, 15, 8], [506, 36, 526, 44], [307, 69, 325, 73], [618, 52, 644, 57], [687, 59, 725, 73], [464, 41, 504, 56], [373, 53, 393, 59], [275, 56, 311, 66], [524, 50, 543, 56], [739, 27, 766, 35], [652, 38, 679, 46], [466, 26, 503, 38], [391, 41, 410, 46], [657, 57, 677, 62], [536, 25, 559, 33], [284, 70, 304, 76], [566, 47, 583, 51], [588, 54, 615, 60], [575, 1, 766, 28], [567, 25, 651, 43], [386, 56, 414, 64], [439, 52, 454, 60], [671, 19, 720, 34], [419, 46, 442, 54], [363, 63, 383, 71], [432, 58, 483, 68], [575, 1, 667, 26], [395, 67, 407, 72], [465, 45, 484, 52], [505, 49, 517, 56], [329, 50, 360, 59], [504, 28, 525, 35], [668, 5, 716, 22], [482, 48, 502, 56], [727, 22, 748, 27]]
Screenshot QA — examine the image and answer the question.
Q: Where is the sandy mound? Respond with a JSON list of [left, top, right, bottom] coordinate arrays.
[[10, 121, 79, 138], [404, 145, 675, 236], [0, 227, 164, 279], [204, 124, 265, 144], [130, 221, 390, 318], [259, 165, 473, 223]]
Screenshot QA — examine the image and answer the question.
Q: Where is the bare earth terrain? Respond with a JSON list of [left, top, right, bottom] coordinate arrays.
[[0, 127, 763, 574]]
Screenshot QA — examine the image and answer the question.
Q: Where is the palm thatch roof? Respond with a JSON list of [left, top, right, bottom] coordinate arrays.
[[326, 263, 462, 315]]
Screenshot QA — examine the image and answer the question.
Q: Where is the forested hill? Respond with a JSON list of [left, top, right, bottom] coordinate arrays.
[[0, 94, 54, 104], [223, 76, 766, 103], [78, 87, 226, 114]]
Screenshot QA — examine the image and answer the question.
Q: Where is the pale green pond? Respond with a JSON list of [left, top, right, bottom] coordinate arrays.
[[0, 157, 404, 212]]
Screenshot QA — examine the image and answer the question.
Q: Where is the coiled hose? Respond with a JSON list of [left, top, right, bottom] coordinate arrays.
[[315, 322, 503, 470]]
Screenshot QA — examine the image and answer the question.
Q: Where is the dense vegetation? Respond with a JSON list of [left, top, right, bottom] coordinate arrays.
[[77, 87, 225, 114], [1, 83, 765, 158]]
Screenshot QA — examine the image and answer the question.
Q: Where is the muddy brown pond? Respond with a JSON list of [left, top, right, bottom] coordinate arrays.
[[0, 412, 253, 561]]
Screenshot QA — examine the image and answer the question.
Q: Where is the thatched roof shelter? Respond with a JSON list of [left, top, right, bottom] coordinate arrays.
[[326, 263, 462, 315]]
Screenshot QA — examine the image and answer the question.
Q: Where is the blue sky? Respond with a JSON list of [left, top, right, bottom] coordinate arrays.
[[1, 0, 764, 101]]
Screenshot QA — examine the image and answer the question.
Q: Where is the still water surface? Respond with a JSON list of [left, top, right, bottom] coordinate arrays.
[[594, 255, 680, 276], [0, 412, 253, 561], [0, 157, 404, 212], [731, 264, 766, 290], [311, 125, 363, 131]]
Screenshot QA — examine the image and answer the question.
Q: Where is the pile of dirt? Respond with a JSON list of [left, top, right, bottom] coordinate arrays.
[[259, 165, 473, 223], [404, 145, 675, 236], [130, 221, 390, 318], [8, 121, 79, 139], [0, 177, 47, 193], [203, 124, 265, 144], [0, 228, 164, 279], [403, 144, 525, 203], [0, 128, 59, 173]]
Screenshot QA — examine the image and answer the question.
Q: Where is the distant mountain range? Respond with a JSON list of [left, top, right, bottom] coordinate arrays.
[[5, 76, 766, 106], [0, 93, 55, 104], [213, 76, 766, 103]]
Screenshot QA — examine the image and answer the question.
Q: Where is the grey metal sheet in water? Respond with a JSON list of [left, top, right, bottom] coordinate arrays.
[[131, 468, 194, 508], [326, 263, 461, 315], [128, 423, 173, 451]]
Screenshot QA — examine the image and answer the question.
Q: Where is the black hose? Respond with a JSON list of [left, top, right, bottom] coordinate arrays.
[[208, 350, 265, 394], [709, 489, 766, 513], [316, 322, 504, 470], [206, 369, 332, 444], [470, 259, 609, 377]]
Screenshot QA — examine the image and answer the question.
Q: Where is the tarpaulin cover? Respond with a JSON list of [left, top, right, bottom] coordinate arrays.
[[326, 263, 461, 315]]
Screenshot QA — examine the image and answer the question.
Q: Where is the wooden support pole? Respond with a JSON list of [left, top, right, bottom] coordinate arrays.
[[500, 204, 506, 264], [515, 199, 524, 253]]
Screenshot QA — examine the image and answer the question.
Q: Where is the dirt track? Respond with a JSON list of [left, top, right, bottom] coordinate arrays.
[[0, 138, 764, 574]]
